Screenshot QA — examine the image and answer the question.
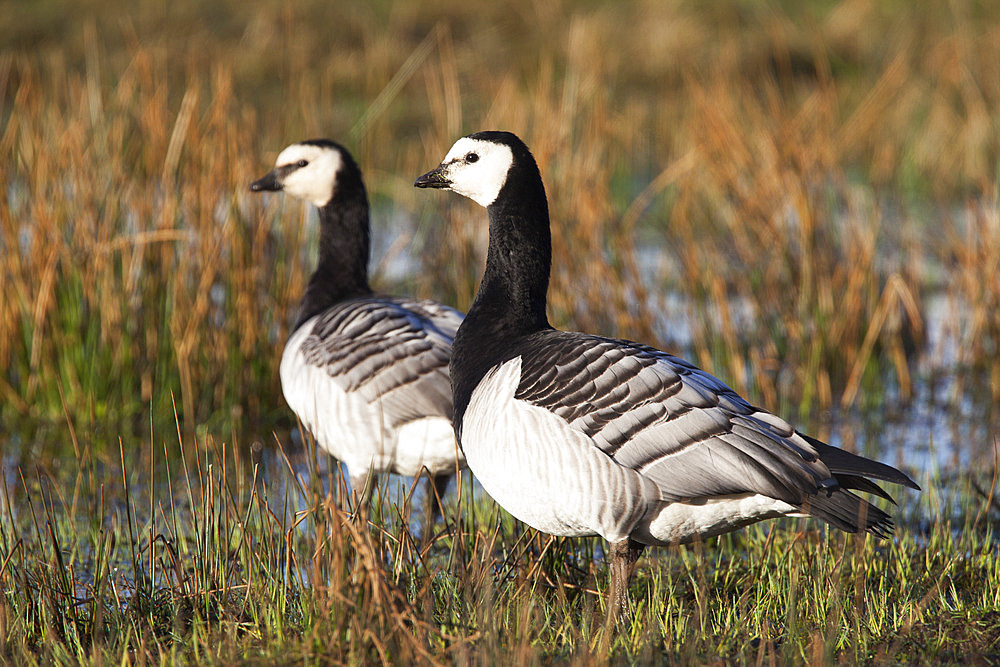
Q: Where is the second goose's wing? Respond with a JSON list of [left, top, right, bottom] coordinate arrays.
[[298, 296, 459, 426], [396, 297, 464, 340]]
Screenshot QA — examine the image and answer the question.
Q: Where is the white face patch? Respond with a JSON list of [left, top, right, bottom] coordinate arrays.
[[274, 143, 343, 207], [437, 137, 513, 207]]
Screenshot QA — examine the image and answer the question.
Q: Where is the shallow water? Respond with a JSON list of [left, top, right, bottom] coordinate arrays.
[[240, 285, 995, 526], [3, 210, 997, 531]]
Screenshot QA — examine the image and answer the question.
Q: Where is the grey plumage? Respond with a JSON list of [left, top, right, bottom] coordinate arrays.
[[298, 296, 461, 426], [511, 329, 912, 535]]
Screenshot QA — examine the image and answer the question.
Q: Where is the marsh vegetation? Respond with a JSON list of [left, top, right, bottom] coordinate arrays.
[[2, 0, 999, 662]]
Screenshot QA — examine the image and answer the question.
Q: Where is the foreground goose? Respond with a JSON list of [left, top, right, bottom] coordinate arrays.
[[414, 131, 919, 612], [252, 139, 466, 525]]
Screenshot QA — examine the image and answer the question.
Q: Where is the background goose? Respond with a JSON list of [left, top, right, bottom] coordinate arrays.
[[252, 139, 466, 526], [414, 130, 919, 613]]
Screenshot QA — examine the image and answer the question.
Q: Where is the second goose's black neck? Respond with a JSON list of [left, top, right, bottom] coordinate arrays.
[[294, 171, 372, 330]]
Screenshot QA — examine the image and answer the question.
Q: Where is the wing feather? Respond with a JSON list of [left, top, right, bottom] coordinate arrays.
[[513, 330, 913, 535], [297, 296, 462, 426]]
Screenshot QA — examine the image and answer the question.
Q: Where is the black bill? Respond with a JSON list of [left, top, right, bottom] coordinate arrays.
[[413, 166, 450, 189], [250, 170, 282, 192]]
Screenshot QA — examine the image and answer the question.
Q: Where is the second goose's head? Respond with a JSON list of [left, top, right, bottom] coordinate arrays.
[[251, 139, 362, 208], [414, 131, 542, 209]]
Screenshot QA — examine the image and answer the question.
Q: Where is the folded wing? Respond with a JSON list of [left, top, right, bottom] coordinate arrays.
[[514, 330, 918, 535], [299, 296, 462, 426]]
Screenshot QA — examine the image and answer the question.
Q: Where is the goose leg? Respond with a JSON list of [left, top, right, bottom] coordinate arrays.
[[607, 538, 645, 622], [421, 472, 451, 545], [349, 470, 373, 517]]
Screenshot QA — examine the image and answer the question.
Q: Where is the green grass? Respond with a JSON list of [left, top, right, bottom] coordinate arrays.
[[4, 0, 1000, 662], [1, 432, 997, 664]]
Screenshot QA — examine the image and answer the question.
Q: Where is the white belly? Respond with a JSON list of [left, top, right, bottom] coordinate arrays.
[[635, 494, 799, 546], [461, 357, 659, 542], [281, 321, 460, 481], [390, 417, 463, 478], [462, 358, 801, 546]]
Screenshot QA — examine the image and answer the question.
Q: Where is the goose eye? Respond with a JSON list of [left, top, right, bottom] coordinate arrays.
[[466, 152, 479, 163], [297, 160, 309, 168]]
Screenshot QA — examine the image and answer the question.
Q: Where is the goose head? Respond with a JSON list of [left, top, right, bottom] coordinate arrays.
[[251, 140, 349, 208], [413, 132, 526, 208]]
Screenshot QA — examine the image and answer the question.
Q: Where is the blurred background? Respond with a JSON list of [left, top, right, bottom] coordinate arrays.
[[2, 0, 999, 477]]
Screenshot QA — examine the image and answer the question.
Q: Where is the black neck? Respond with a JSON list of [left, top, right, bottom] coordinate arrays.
[[294, 181, 372, 330], [467, 162, 552, 337], [450, 153, 552, 428]]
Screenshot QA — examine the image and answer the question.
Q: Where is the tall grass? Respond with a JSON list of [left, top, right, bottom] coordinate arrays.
[[0, 430, 997, 663], [4, 1, 1000, 456], [3, 1, 1000, 660], [0, 36, 309, 443]]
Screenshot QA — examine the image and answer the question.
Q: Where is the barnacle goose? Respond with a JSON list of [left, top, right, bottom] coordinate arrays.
[[414, 131, 919, 614], [251, 139, 466, 525]]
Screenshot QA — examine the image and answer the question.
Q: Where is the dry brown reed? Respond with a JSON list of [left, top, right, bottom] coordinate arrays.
[[949, 200, 1000, 395], [3, 4, 999, 662], [663, 71, 926, 413], [1, 51, 283, 443], [3, 0, 1000, 450]]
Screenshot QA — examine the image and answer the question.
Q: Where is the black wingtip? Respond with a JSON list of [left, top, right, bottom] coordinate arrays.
[[801, 433, 921, 491], [803, 489, 897, 538]]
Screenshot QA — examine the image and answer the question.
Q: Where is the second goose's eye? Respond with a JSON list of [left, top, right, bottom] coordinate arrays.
[[297, 159, 309, 168], [466, 152, 479, 163]]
